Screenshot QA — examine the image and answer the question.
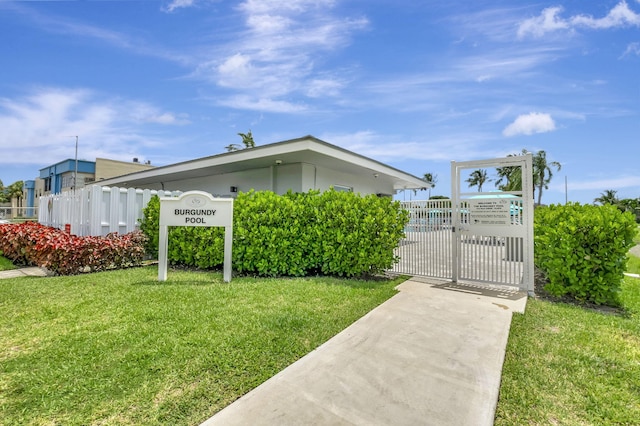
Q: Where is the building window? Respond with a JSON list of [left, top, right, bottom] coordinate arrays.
[[62, 175, 75, 188], [333, 185, 353, 192], [44, 177, 52, 192]]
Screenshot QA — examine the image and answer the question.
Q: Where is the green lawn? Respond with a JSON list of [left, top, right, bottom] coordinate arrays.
[[628, 254, 640, 275], [0, 267, 404, 425], [0, 253, 15, 271], [495, 275, 640, 425], [3, 243, 640, 425]]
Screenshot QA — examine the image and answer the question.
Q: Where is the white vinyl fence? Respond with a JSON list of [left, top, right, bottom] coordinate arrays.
[[39, 186, 182, 236]]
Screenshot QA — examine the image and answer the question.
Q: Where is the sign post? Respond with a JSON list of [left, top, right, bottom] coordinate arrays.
[[158, 191, 233, 282]]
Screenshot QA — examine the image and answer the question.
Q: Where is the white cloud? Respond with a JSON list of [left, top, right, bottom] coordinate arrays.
[[192, 0, 368, 112], [163, 0, 196, 13], [128, 104, 191, 125], [8, 3, 190, 64], [567, 175, 640, 191], [238, 0, 337, 16], [0, 88, 188, 166], [517, 7, 570, 39], [216, 53, 255, 88], [518, 1, 640, 38], [621, 41, 640, 57], [246, 14, 293, 34], [503, 112, 556, 137], [571, 1, 640, 29], [306, 78, 344, 98], [320, 131, 503, 163], [216, 95, 308, 113]]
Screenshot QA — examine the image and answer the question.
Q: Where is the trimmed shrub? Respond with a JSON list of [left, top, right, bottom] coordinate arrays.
[[232, 190, 314, 276], [140, 189, 409, 277], [534, 203, 637, 306], [0, 222, 146, 275]]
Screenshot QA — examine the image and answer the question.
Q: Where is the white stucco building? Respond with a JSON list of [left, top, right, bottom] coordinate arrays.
[[97, 135, 429, 197]]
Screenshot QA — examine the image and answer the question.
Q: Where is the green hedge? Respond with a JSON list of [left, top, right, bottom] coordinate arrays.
[[534, 203, 637, 306], [140, 189, 409, 277]]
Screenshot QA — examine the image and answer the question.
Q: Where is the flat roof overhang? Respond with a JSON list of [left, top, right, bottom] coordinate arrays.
[[98, 135, 429, 192]]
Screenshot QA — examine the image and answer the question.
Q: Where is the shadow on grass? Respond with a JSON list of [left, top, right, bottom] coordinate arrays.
[[133, 267, 408, 290], [132, 266, 227, 286]]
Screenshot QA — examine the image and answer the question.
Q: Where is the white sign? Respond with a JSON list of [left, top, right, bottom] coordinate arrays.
[[158, 191, 233, 282], [160, 192, 232, 227], [468, 198, 511, 226]]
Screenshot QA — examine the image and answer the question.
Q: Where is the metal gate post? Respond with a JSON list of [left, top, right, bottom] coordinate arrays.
[[451, 160, 460, 283]]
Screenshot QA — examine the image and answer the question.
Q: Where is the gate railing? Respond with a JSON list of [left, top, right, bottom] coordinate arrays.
[[451, 155, 534, 294], [390, 200, 453, 279]]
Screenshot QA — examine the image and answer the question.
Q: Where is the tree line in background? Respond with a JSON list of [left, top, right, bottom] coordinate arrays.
[[594, 189, 640, 223], [424, 149, 639, 222], [0, 180, 24, 204]]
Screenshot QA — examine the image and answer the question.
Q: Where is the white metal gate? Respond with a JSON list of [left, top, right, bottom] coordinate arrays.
[[391, 155, 534, 294]]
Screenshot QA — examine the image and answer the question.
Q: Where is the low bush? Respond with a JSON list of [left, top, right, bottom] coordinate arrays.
[[0, 222, 146, 275], [141, 189, 409, 277], [534, 203, 637, 306]]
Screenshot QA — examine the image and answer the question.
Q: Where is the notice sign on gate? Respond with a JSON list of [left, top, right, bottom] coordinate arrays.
[[158, 191, 233, 282], [468, 198, 511, 226]]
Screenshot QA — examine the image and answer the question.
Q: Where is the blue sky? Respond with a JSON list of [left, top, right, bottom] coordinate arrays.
[[0, 0, 638, 205]]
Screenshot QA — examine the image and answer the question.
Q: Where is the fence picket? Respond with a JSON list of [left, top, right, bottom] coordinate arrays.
[[38, 185, 182, 236]]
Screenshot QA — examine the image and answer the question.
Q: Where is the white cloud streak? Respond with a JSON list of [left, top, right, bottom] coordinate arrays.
[[518, 1, 640, 39], [503, 112, 556, 137], [0, 88, 188, 166], [621, 41, 640, 57], [517, 7, 570, 39], [320, 131, 503, 163], [567, 175, 640, 191], [5, 3, 190, 64], [163, 0, 196, 13], [193, 0, 368, 112]]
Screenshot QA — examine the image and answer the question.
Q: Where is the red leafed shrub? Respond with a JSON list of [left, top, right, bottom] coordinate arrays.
[[0, 222, 146, 275]]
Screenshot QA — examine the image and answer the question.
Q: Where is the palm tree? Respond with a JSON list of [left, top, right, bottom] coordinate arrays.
[[532, 150, 561, 206], [494, 149, 561, 205], [423, 172, 438, 198], [238, 130, 255, 149], [2, 181, 24, 205], [225, 130, 256, 152], [594, 189, 619, 206], [466, 169, 490, 192], [0, 179, 6, 203], [495, 149, 528, 192], [618, 197, 640, 222]]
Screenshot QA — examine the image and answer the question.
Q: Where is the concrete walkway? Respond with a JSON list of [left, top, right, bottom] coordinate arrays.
[[201, 277, 527, 426], [0, 266, 48, 279]]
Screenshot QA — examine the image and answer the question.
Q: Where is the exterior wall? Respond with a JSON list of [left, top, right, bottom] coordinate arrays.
[[22, 178, 45, 218], [39, 159, 95, 194], [24, 180, 36, 217], [92, 162, 394, 197], [60, 171, 95, 192], [275, 163, 303, 194], [314, 165, 394, 196], [94, 158, 154, 181], [137, 167, 275, 197]]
